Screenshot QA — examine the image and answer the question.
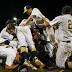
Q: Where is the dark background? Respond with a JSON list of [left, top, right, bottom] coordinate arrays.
[[0, 0, 72, 31]]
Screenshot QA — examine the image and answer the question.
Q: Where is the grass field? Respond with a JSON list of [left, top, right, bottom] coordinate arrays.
[[0, 65, 72, 72]]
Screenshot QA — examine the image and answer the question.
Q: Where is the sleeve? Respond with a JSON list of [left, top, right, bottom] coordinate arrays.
[[49, 16, 62, 26], [31, 8, 45, 19], [9, 40, 18, 49], [0, 27, 13, 41], [19, 19, 27, 26]]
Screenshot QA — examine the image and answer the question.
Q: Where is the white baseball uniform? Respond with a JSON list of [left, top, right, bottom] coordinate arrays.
[[17, 25, 35, 49], [50, 14, 72, 68], [31, 8, 45, 18], [0, 27, 18, 50], [0, 36, 17, 66], [0, 27, 14, 41], [0, 27, 18, 66]]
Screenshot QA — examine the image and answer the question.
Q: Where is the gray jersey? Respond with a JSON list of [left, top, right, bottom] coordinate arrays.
[[50, 14, 72, 41]]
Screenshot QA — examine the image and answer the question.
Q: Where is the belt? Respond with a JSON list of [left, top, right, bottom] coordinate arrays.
[[62, 41, 71, 43]]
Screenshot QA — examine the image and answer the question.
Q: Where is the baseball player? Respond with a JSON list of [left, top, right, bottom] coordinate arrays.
[[0, 35, 18, 69], [48, 5, 72, 69], [21, 5, 48, 26], [0, 20, 18, 50], [22, 5, 54, 58]]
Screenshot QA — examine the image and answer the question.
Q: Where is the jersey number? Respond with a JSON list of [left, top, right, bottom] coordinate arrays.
[[68, 19, 72, 32]]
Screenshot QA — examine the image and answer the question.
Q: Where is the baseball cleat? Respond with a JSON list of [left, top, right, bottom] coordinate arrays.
[[33, 57, 45, 68], [23, 59, 37, 70]]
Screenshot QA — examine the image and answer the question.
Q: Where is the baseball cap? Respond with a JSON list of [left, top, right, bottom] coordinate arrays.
[[23, 5, 31, 13]]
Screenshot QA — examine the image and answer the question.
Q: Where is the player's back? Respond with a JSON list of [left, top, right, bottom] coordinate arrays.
[[58, 14, 72, 41]]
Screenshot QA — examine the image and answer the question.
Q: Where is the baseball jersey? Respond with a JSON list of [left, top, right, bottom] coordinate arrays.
[[31, 8, 45, 19], [0, 27, 14, 41], [49, 14, 72, 41], [0, 26, 17, 41]]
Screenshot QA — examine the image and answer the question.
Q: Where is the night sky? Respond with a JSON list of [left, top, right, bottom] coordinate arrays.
[[0, 0, 72, 31]]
